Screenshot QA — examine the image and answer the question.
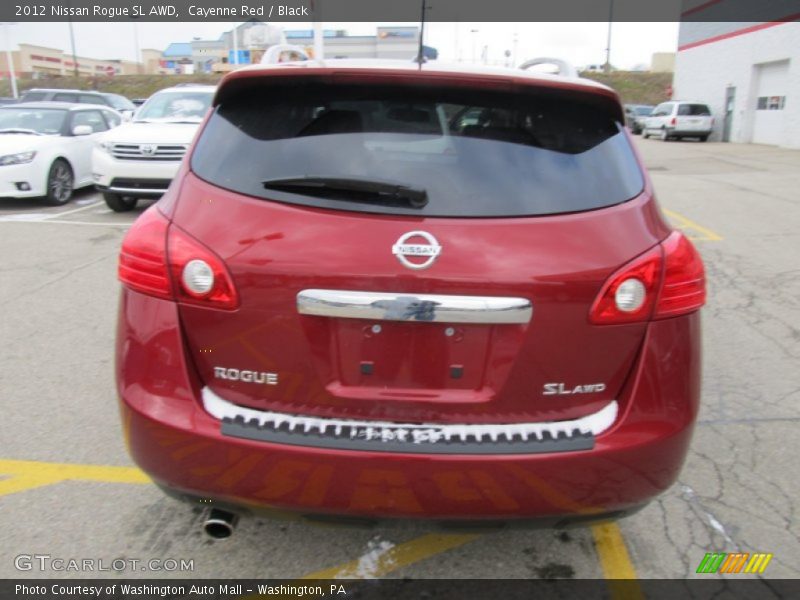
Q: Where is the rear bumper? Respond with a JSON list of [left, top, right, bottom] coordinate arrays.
[[117, 289, 701, 521], [667, 127, 712, 137]]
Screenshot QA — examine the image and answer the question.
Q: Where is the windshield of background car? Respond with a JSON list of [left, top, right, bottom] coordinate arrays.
[[135, 91, 212, 122], [0, 108, 66, 134], [192, 81, 644, 218], [107, 94, 135, 111], [634, 106, 653, 116]]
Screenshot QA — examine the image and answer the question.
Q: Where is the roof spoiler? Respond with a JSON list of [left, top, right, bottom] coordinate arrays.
[[519, 58, 578, 79]]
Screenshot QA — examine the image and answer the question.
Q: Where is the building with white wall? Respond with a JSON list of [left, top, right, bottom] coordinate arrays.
[[673, 21, 799, 148]]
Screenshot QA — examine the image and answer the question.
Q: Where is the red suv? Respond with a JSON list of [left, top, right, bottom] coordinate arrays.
[[116, 61, 705, 531]]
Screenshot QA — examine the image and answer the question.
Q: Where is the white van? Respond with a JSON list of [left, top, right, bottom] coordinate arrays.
[[642, 101, 714, 142]]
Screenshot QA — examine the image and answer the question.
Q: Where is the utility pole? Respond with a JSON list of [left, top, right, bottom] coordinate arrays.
[[415, 0, 427, 66], [605, 0, 614, 73]]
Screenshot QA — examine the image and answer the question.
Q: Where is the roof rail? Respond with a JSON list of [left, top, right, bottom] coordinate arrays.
[[518, 57, 578, 79], [260, 44, 310, 65]]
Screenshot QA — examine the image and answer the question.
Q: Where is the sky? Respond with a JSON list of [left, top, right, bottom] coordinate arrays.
[[2, 21, 680, 70]]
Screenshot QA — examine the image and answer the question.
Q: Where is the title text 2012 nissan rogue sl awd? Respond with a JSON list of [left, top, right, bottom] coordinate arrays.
[[116, 60, 706, 528]]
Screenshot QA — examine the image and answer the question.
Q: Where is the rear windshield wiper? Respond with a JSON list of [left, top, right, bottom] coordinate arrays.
[[262, 176, 428, 209]]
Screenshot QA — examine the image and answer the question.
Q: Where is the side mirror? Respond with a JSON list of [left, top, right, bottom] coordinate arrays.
[[72, 124, 93, 136]]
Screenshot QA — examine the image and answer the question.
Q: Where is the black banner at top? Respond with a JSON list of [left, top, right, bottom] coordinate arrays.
[[2, 0, 800, 22]]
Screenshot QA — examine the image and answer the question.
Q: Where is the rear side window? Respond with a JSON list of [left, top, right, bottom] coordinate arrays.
[[72, 110, 108, 133], [678, 104, 711, 116], [78, 94, 104, 105], [192, 82, 643, 218], [21, 91, 47, 102]]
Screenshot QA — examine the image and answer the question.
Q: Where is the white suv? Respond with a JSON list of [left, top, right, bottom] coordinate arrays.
[[92, 85, 215, 211], [642, 101, 714, 142]]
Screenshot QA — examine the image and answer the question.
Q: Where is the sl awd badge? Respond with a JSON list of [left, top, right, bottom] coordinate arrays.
[[543, 382, 607, 396], [392, 231, 441, 270]]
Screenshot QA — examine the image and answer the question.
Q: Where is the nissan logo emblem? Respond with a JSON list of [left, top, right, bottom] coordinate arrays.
[[392, 231, 441, 270]]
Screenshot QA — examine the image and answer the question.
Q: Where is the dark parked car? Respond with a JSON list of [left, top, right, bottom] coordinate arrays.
[[19, 88, 136, 119], [116, 60, 706, 535], [624, 104, 654, 134]]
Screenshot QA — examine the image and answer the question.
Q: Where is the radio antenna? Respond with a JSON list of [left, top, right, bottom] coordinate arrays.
[[415, 0, 428, 67]]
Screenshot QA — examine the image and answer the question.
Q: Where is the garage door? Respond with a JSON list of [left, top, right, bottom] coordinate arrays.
[[752, 60, 789, 146]]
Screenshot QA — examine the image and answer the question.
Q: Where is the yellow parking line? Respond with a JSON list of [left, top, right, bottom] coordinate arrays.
[[0, 459, 149, 496], [301, 533, 481, 579], [592, 523, 643, 599], [663, 208, 723, 241]]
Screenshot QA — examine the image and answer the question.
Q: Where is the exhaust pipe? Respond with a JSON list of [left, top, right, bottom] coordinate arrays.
[[203, 508, 239, 539]]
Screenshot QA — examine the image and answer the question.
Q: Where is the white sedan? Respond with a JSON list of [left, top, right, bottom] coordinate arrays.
[[0, 102, 122, 205]]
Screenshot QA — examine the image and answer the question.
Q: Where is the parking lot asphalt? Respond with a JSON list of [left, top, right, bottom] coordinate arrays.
[[1, 138, 798, 581]]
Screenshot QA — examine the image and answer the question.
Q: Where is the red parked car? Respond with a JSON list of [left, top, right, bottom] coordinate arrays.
[[116, 60, 705, 536]]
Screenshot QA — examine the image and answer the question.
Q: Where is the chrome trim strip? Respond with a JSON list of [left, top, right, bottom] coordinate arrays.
[[202, 386, 618, 445], [297, 289, 532, 324], [107, 186, 168, 195]]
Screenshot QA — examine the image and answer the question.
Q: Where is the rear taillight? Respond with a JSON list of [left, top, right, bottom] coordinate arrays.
[[590, 231, 705, 325], [655, 231, 706, 319], [670, 117, 677, 126], [168, 224, 239, 309], [589, 246, 662, 324], [118, 207, 238, 310], [118, 207, 171, 299]]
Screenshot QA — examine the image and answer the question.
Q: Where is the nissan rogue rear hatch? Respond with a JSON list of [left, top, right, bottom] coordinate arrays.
[[176, 69, 654, 427]]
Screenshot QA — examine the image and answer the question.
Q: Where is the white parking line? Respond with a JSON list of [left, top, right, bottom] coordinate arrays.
[[29, 219, 130, 228], [41, 201, 104, 220], [0, 213, 51, 222], [0, 218, 130, 228]]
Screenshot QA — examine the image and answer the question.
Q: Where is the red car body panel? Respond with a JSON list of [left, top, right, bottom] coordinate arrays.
[[116, 62, 703, 522]]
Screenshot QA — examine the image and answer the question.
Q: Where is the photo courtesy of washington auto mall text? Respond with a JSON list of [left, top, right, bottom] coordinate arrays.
[[1, 0, 799, 598]]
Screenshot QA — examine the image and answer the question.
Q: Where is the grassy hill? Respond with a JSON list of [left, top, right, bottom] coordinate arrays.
[[580, 71, 674, 106], [0, 70, 674, 106], [0, 74, 223, 100]]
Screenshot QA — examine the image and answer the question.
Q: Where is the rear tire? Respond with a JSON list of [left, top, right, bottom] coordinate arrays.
[[659, 128, 669, 141], [641, 128, 649, 139], [103, 192, 139, 212], [699, 135, 709, 142], [44, 159, 74, 206]]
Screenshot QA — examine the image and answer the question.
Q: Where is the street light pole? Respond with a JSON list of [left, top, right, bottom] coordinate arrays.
[[3, 22, 18, 98], [68, 19, 78, 76], [66, 0, 78, 77], [133, 22, 141, 74], [232, 24, 239, 66], [470, 29, 478, 64]]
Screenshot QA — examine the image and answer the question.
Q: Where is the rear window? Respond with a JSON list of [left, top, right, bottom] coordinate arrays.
[[192, 82, 643, 218], [678, 104, 711, 116]]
